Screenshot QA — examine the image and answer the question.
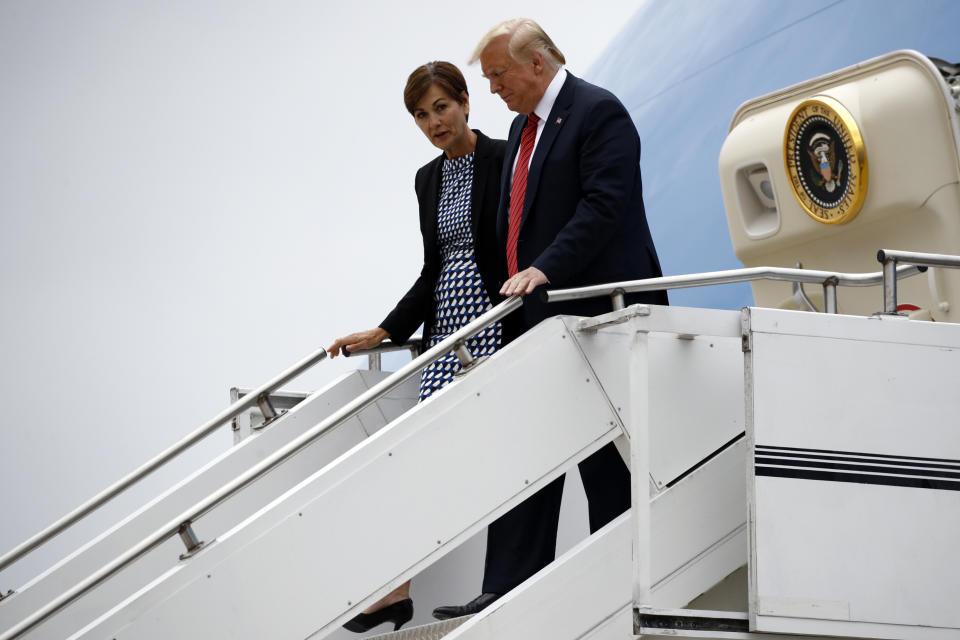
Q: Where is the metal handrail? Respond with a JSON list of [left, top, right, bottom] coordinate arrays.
[[878, 249, 960, 313], [342, 335, 423, 372], [0, 346, 331, 576], [0, 296, 522, 640], [341, 336, 423, 357], [545, 263, 927, 314]]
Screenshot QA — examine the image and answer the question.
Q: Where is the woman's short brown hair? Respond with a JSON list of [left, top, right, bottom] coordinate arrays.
[[404, 61, 469, 119]]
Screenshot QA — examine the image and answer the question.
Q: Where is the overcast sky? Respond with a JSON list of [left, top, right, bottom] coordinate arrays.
[[0, 1, 643, 591]]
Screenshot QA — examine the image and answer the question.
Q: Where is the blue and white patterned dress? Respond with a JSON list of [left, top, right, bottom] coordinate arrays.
[[419, 152, 501, 401]]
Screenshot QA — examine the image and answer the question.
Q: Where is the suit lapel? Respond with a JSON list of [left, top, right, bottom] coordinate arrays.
[[521, 73, 577, 232], [421, 156, 442, 249], [470, 132, 488, 238]]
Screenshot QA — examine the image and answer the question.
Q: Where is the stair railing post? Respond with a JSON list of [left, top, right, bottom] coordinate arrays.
[[453, 341, 475, 368], [880, 253, 899, 314], [256, 393, 277, 421], [177, 521, 206, 559], [611, 289, 625, 311], [253, 392, 287, 431], [822, 277, 839, 314]]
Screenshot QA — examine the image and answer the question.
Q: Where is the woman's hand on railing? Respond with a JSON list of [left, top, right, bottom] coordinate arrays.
[[327, 328, 390, 358]]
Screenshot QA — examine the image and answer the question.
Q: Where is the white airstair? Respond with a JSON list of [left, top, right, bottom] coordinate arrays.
[[0, 293, 759, 640], [3, 48, 960, 640], [3, 282, 959, 640]]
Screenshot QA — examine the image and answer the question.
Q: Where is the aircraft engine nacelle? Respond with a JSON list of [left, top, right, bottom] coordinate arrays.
[[719, 49, 960, 319]]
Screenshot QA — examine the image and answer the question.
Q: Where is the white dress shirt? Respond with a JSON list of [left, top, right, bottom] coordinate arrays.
[[511, 67, 568, 177]]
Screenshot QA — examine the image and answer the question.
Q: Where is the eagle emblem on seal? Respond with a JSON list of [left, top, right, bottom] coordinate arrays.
[[806, 132, 844, 194]]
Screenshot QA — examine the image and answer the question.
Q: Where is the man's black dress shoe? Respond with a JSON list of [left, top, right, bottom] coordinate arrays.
[[342, 598, 414, 633], [432, 593, 501, 620]]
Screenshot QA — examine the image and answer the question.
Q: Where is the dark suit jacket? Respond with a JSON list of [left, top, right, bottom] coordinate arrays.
[[380, 130, 510, 349], [497, 72, 668, 330]]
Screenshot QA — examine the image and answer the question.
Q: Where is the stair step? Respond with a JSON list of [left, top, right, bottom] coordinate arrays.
[[365, 615, 474, 640]]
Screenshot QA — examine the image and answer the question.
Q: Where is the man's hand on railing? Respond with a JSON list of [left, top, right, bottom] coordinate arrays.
[[327, 328, 390, 358], [500, 266, 549, 296]]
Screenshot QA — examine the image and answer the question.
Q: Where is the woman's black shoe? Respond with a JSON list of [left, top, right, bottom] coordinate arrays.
[[342, 598, 414, 633]]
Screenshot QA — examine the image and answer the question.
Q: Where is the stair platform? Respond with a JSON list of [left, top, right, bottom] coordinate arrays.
[[366, 615, 472, 640]]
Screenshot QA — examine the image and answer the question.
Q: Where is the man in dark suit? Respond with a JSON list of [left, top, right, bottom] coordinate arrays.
[[432, 18, 667, 619]]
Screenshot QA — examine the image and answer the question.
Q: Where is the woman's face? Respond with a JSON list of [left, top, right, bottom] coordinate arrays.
[[413, 84, 472, 158]]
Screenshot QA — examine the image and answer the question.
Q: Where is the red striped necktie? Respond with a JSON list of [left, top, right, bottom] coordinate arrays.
[[506, 112, 540, 277]]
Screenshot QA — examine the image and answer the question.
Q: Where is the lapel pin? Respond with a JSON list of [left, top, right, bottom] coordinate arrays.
[[555, 117, 564, 125]]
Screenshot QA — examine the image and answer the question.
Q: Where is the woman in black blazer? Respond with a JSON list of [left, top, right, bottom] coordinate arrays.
[[327, 61, 507, 633]]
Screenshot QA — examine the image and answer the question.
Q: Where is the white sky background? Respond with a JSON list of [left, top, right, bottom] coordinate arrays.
[[0, 1, 642, 590]]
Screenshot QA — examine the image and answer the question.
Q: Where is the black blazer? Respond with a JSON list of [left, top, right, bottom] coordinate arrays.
[[497, 72, 668, 329], [380, 131, 510, 349]]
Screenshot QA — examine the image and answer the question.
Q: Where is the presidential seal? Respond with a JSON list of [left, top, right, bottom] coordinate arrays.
[[783, 96, 868, 225]]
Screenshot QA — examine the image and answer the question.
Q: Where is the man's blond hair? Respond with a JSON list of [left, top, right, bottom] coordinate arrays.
[[469, 18, 565, 69]]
